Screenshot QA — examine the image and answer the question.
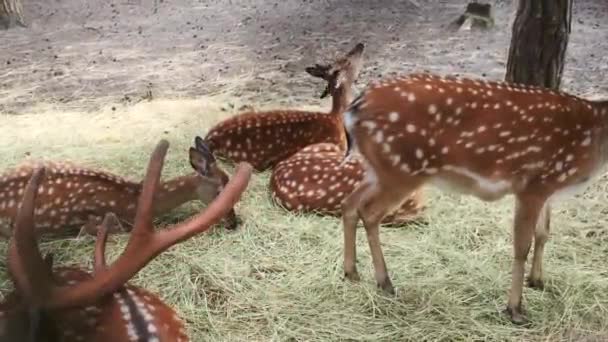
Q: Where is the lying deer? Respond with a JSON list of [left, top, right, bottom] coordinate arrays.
[[0, 136, 239, 237], [341, 72, 608, 324], [203, 42, 365, 171], [270, 142, 425, 225], [0, 139, 253, 341]]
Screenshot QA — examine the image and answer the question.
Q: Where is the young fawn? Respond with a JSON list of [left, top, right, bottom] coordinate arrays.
[[203, 42, 365, 171], [0, 139, 253, 341], [341, 72, 608, 324], [270, 142, 425, 224], [0, 136, 239, 237]]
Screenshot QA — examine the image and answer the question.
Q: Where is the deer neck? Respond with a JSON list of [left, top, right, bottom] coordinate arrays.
[[330, 83, 355, 117], [152, 173, 200, 216]]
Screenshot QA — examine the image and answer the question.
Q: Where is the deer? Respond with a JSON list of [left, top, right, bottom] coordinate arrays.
[[0, 139, 253, 341], [203, 42, 365, 171], [340, 72, 608, 324], [0, 136, 240, 238], [270, 142, 425, 225]]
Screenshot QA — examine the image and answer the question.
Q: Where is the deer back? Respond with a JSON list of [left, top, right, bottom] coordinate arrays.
[[270, 142, 425, 224]]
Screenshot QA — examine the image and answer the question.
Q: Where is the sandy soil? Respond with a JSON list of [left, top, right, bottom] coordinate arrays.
[[1, 0, 607, 116]]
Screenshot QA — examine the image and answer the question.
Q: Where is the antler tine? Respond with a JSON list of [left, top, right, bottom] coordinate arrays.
[[7, 167, 54, 305], [129, 139, 170, 239], [93, 213, 113, 275]]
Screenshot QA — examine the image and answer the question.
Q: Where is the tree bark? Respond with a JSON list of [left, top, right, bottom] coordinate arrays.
[[0, 0, 25, 30], [505, 0, 572, 89]]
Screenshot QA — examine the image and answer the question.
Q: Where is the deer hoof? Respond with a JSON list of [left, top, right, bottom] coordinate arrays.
[[504, 305, 530, 326], [526, 277, 545, 290], [378, 277, 395, 295], [344, 271, 360, 282]]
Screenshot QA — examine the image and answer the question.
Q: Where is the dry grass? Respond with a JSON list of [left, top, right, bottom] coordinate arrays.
[[1, 98, 608, 341]]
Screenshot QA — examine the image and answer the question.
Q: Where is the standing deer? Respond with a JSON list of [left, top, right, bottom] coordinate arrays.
[[203, 42, 365, 171], [340, 72, 608, 324], [270, 142, 425, 224], [0, 139, 253, 341], [0, 136, 240, 237]]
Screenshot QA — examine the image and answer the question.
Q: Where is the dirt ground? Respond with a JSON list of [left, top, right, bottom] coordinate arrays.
[[1, 0, 607, 115]]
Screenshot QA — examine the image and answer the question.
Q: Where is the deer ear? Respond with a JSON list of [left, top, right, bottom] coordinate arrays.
[[305, 64, 331, 79], [319, 84, 331, 99], [346, 42, 365, 57], [194, 137, 216, 163], [189, 147, 212, 176]]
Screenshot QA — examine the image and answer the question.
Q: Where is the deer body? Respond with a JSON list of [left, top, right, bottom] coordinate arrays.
[[0, 140, 253, 341], [0, 137, 237, 237], [204, 43, 365, 171], [342, 72, 608, 324], [270, 142, 425, 224]]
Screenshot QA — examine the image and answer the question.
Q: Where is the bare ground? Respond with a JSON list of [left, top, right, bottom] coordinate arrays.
[[1, 0, 606, 115]]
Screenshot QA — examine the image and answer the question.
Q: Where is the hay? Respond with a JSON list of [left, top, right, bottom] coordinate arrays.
[[1, 97, 608, 341]]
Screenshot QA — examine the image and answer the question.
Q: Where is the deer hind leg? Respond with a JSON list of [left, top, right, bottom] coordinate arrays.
[[341, 179, 374, 282], [505, 193, 547, 325], [357, 178, 425, 295], [528, 203, 551, 290]]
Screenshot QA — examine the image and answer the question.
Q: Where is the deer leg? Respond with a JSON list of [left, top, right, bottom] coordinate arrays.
[[358, 181, 421, 295], [528, 203, 551, 290], [341, 180, 373, 282], [505, 194, 546, 325]]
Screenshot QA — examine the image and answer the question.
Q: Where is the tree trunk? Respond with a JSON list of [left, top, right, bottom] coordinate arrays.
[[0, 0, 25, 30], [505, 0, 572, 89]]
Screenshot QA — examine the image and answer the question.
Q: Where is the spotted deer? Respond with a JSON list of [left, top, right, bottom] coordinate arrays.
[[0, 139, 253, 341], [270, 142, 425, 224], [204, 42, 365, 171], [340, 72, 608, 324], [0, 136, 240, 237]]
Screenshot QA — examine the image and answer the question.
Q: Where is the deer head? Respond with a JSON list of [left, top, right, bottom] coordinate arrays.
[[0, 139, 253, 341], [189, 136, 238, 229], [305, 42, 365, 105]]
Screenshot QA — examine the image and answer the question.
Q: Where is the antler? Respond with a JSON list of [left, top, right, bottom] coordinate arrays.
[[7, 167, 51, 305], [8, 139, 253, 310], [93, 213, 115, 274]]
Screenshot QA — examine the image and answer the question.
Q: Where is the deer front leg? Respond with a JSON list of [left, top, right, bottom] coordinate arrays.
[[528, 203, 551, 290], [341, 180, 373, 282], [506, 194, 546, 325]]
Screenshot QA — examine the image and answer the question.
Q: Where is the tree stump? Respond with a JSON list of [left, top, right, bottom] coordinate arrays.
[[450, 2, 495, 31], [0, 0, 25, 29], [505, 0, 572, 89]]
